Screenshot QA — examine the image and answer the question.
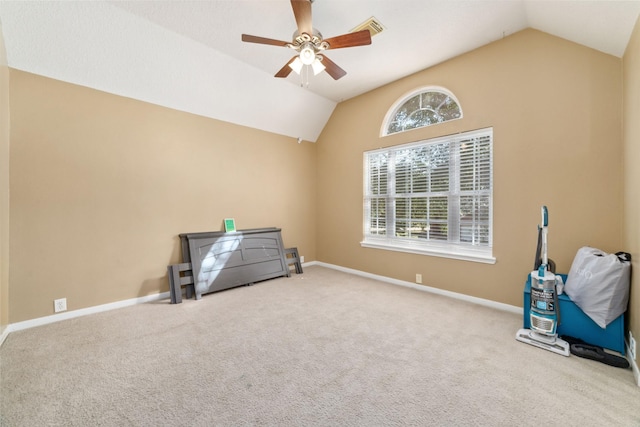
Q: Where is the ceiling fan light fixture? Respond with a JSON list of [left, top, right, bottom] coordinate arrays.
[[299, 43, 316, 65], [311, 57, 325, 75], [289, 57, 304, 74]]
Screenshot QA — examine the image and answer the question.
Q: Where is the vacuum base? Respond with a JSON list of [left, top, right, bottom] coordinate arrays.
[[516, 328, 570, 357]]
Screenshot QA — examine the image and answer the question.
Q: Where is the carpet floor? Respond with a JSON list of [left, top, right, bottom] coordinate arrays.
[[1, 266, 639, 426]]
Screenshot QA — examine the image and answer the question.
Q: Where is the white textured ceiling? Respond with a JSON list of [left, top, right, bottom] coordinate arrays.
[[1, 0, 639, 142]]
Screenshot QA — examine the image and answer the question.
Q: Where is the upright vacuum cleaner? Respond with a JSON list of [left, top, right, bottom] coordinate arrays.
[[516, 206, 570, 356]]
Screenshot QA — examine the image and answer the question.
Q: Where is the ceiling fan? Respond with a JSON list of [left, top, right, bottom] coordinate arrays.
[[241, 0, 372, 80]]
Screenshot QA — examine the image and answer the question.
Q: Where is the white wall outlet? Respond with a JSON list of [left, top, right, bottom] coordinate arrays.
[[630, 331, 637, 360], [300, 256, 304, 263], [54, 298, 67, 313], [416, 273, 422, 284]]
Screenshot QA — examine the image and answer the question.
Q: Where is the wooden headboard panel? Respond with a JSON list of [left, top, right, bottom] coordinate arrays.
[[179, 228, 289, 299]]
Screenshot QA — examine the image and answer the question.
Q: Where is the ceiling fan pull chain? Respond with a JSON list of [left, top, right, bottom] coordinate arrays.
[[299, 64, 309, 88], [305, 65, 310, 88]]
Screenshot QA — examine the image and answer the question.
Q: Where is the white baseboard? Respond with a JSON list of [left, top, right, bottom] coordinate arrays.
[[4, 262, 638, 387], [0, 291, 170, 345], [7, 260, 500, 345], [312, 261, 640, 387], [0, 325, 9, 347], [628, 340, 640, 387], [0, 262, 314, 345], [0, 263, 321, 345], [312, 261, 522, 315]]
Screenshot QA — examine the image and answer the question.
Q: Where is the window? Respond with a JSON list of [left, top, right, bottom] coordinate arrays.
[[382, 87, 462, 136], [362, 128, 494, 263]]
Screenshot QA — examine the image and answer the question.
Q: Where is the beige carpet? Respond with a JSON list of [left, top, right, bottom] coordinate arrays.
[[1, 266, 639, 426]]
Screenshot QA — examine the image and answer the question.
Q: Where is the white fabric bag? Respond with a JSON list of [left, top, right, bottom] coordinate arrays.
[[564, 246, 631, 328]]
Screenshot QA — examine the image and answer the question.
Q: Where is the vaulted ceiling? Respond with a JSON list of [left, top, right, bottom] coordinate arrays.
[[1, 1, 639, 142]]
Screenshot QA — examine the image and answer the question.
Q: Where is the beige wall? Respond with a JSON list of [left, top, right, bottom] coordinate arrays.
[[0, 22, 10, 331], [8, 70, 317, 323], [316, 29, 624, 308], [623, 16, 640, 365]]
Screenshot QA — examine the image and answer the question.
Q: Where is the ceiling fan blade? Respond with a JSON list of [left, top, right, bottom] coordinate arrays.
[[291, 0, 312, 35], [323, 30, 372, 49], [275, 56, 298, 78], [242, 34, 290, 47], [319, 55, 347, 80]]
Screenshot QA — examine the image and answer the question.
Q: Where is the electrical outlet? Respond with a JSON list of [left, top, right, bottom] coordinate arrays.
[[416, 274, 422, 284], [300, 256, 304, 263], [54, 298, 67, 313], [630, 331, 637, 360]]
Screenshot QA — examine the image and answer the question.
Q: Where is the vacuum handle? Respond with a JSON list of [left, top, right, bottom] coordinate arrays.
[[540, 206, 548, 267]]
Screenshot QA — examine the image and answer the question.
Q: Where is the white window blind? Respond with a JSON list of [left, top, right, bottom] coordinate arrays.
[[363, 128, 494, 263]]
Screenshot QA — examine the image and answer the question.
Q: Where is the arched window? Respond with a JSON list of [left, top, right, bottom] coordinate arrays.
[[382, 87, 462, 136]]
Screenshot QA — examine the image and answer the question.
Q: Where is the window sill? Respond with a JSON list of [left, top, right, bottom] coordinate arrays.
[[360, 240, 496, 264]]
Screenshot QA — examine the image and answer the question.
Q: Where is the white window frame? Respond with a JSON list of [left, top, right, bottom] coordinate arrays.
[[381, 86, 463, 137], [362, 127, 495, 264]]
